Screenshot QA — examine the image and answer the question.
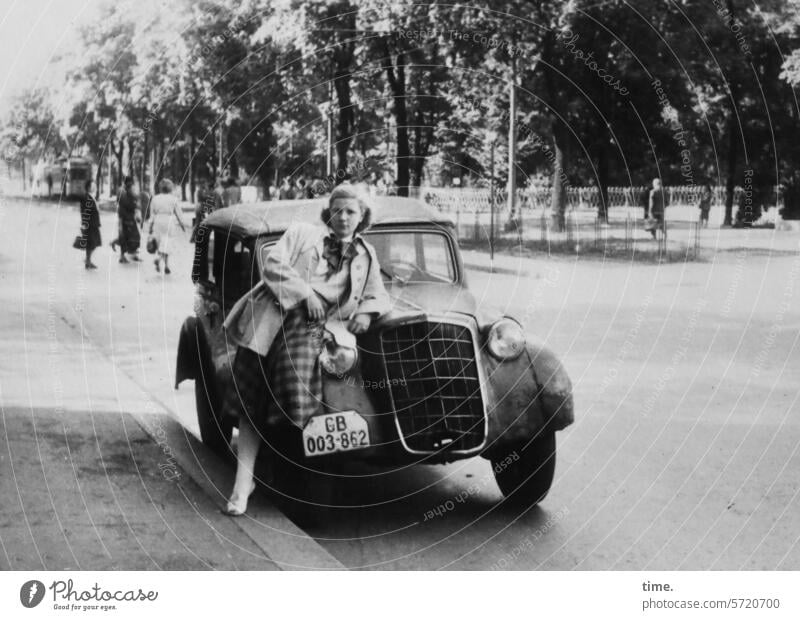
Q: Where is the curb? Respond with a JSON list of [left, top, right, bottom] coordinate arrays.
[[463, 261, 528, 276], [39, 277, 346, 571], [131, 410, 346, 570]]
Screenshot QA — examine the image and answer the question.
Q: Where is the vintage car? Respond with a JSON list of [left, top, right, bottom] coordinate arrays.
[[175, 196, 574, 506]]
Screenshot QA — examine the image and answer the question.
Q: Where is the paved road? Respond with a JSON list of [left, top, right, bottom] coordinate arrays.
[[2, 197, 798, 570]]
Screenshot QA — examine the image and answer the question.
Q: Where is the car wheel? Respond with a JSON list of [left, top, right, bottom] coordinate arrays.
[[195, 378, 232, 456], [492, 432, 556, 506]]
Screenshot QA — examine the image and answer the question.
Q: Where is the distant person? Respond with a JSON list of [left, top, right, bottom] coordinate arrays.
[[647, 178, 668, 239], [278, 178, 295, 200], [191, 178, 223, 242], [145, 178, 186, 275], [697, 184, 712, 228], [78, 179, 101, 270], [223, 177, 242, 207], [639, 185, 650, 219], [309, 177, 327, 197], [295, 176, 311, 199], [110, 176, 142, 263]]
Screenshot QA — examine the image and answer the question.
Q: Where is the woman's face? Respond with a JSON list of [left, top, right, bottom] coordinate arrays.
[[329, 198, 364, 239]]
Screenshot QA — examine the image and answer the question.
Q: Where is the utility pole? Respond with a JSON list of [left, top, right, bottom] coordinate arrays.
[[490, 139, 496, 261], [327, 79, 333, 177], [507, 53, 518, 225], [218, 124, 223, 177]]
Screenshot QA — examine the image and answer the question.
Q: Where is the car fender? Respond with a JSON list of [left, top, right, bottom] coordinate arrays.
[[175, 316, 205, 388], [482, 339, 574, 455], [525, 339, 574, 432]]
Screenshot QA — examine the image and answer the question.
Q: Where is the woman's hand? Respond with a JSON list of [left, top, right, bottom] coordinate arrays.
[[348, 313, 371, 334], [305, 294, 326, 322]]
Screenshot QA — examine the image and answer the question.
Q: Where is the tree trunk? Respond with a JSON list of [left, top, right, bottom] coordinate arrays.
[[141, 131, 148, 192], [127, 137, 135, 178], [226, 130, 238, 180], [383, 39, 409, 196], [597, 143, 609, 222], [550, 121, 568, 231], [189, 133, 197, 202], [724, 0, 739, 227], [95, 151, 103, 194], [334, 64, 354, 174], [724, 97, 738, 226], [113, 138, 124, 193], [211, 129, 217, 181]]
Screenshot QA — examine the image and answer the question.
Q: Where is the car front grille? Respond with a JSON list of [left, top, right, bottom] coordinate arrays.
[[379, 320, 486, 453]]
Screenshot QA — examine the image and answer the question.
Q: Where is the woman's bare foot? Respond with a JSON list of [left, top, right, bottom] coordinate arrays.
[[223, 481, 256, 516]]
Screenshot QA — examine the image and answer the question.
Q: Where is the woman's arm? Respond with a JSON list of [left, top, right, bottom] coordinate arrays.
[[173, 200, 187, 231], [262, 224, 315, 310]]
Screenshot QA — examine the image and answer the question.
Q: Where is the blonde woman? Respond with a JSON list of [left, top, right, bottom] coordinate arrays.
[[146, 178, 186, 274], [221, 184, 391, 515]]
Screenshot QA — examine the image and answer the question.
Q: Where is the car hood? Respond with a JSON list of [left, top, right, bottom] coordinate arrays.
[[383, 281, 478, 320]]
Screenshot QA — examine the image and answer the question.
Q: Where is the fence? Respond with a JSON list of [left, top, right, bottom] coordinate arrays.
[[455, 207, 702, 261], [421, 184, 775, 215]]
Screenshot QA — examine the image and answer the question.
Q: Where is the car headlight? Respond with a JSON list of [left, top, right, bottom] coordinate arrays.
[[319, 339, 358, 377], [487, 318, 525, 360]]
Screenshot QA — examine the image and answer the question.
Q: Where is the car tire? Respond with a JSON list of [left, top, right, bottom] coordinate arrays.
[[195, 378, 232, 456], [492, 432, 556, 506]]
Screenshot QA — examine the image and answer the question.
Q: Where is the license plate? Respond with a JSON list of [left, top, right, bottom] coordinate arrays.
[[303, 411, 370, 457]]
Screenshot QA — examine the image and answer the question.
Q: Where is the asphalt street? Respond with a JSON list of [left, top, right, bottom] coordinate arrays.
[[1, 197, 798, 570]]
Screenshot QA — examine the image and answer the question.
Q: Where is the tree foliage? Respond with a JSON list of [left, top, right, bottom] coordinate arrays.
[[2, 0, 799, 217]]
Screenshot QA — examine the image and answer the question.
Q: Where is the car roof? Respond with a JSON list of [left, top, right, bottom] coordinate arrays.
[[202, 195, 454, 239]]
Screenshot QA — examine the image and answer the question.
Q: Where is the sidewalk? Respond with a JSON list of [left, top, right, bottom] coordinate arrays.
[[0, 297, 281, 570], [0, 207, 344, 570], [0, 406, 279, 570]]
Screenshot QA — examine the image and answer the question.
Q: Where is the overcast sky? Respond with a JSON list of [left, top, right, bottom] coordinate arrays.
[[0, 0, 101, 113]]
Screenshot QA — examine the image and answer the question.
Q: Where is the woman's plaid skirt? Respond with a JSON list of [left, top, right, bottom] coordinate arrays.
[[226, 309, 326, 432]]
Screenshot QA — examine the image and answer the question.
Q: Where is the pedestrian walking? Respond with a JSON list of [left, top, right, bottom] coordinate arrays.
[[646, 178, 668, 239], [77, 179, 101, 270], [145, 178, 186, 275], [110, 176, 142, 263], [697, 184, 712, 228]]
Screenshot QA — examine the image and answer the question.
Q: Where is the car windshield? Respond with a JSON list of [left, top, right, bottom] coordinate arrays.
[[254, 229, 457, 284], [365, 230, 456, 284]]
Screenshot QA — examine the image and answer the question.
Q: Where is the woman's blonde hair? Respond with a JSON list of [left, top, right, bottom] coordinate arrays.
[[321, 183, 372, 233]]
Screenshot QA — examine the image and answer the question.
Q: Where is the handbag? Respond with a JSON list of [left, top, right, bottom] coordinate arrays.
[[146, 217, 158, 254], [73, 235, 85, 250]]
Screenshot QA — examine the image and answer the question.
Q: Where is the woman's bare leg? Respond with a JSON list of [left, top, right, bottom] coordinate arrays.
[[226, 416, 261, 513]]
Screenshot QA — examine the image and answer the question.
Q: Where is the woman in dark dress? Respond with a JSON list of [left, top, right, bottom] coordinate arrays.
[[79, 179, 102, 269], [110, 176, 141, 262]]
